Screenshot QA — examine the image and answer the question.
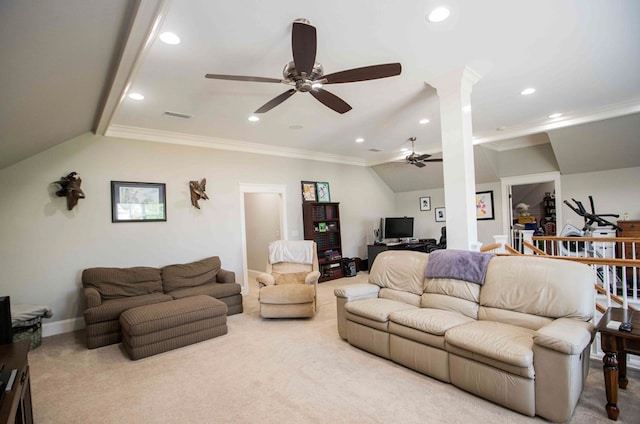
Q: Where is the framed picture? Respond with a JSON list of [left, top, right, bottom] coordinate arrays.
[[301, 181, 317, 203], [419, 196, 431, 211], [435, 207, 446, 222], [111, 181, 166, 223], [476, 190, 495, 220], [316, 182, 331, 202]]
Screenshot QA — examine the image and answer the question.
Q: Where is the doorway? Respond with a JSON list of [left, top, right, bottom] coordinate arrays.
[[500, 172, 562, 243], [239, 183, 287, 294]]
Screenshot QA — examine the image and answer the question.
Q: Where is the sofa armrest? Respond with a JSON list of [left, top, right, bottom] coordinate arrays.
[[334, 283, 380, 340], [216, 268, 236, 284], [334, 283, 380, 300], [534, 318, 595, 355], [256, 273, 275, 288], [84, 287, 102, 309], [305, 271, 321, 285]]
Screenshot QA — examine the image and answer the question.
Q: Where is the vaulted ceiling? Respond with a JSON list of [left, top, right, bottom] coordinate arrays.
[[2, 0, 639, 192]]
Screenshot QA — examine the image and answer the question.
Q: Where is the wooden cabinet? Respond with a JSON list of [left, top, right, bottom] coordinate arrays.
[[0, 340, 33, 424], [302, 202, 343, 282]]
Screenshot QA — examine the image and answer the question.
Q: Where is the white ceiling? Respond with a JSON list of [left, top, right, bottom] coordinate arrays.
[[2, 0, 640, 191]]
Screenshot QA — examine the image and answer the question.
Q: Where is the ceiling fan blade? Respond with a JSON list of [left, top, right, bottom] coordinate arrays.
[[292, 21, 317, 76], [309, 88, 352, 114], [254, 89, 296, 113], [205, 74, 283, 83], [413, 161, 426, 168], [322, 63, 401, 84], [421, 158, 443, 162], [415, 154, 431, 161]]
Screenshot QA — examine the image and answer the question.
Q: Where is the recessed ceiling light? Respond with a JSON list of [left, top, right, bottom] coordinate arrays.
[[355, 138, 365, 143], [428, 7, 450, 23], [419, 118, 430, 124], [521, 88, 536, 95], [549, 113, 562, 118], [248, 115, 259, 122], [159, 32, 181, 45], [128, 93, 144, 100]]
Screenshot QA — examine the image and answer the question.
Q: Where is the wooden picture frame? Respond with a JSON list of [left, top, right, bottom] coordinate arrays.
[[111, 181, 166, 223], [419, 196, 431, 211], [476, 190, 495, 220], [316, 182, 331, 202], [435, 207, 446, 222], [301, 181, 317, 203]]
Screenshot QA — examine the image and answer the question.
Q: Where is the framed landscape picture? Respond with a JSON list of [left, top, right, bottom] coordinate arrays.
[[301, 181, 317, 203], [316, 182, 331, 202], [111, 181, 166, 223], [476, 190, 495, 220]]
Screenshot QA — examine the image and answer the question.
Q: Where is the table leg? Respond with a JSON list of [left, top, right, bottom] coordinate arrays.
[[603, 351, 620, 420], [617, 349, 628, 389]]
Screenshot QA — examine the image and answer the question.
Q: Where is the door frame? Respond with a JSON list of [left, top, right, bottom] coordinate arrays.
[[500, 172, 562, 241], [238, 183, 288, 294]]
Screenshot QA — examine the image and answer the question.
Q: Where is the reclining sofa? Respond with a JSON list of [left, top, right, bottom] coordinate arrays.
[[335, 250, 595, 422], [82, 256, 242, 349]]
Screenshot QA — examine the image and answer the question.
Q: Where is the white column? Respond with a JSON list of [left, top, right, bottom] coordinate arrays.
[[430, 67, 482, 250]]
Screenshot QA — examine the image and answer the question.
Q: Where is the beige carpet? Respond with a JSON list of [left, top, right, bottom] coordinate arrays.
[[29, 274, 640, 423]]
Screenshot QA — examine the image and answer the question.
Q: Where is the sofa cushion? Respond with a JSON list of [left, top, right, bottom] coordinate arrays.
[[83, 293, 172, 324], [259, 284, 315, 304], [273, 272, 309, 284], [445, 321, 536, 376], [422, 277, 480, 319], [369, 251, 429, 296], [481, 256, 594, 322], [345, 298, 417, 323], [390, 308, 475, 336], [82, 267, 163, 300], [162, 256, 221, 293], [379, 287, 421, 306], [168, 282, 241, 300]]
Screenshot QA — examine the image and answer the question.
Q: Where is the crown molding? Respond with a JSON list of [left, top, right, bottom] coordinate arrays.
[[105, 125, 367, 166]]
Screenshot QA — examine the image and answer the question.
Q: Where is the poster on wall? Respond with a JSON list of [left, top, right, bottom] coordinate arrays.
[[476, 191, 495, 220]]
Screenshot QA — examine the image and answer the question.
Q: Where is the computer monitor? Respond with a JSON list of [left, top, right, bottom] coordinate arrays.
[[384, 217, 414, 239]]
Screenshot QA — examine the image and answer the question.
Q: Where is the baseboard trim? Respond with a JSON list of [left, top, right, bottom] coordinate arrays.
[[42, 317, 85, 337]]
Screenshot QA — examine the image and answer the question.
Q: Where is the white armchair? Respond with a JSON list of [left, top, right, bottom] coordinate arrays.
[[256, 240, 320, 318]]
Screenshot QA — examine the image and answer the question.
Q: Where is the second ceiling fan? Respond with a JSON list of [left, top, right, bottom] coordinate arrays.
[[405, 137, 443, 168], [205, 19, 401, 114]]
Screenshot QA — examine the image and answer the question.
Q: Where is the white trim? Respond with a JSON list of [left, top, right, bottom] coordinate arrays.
[[106, 125, 366, 166], [474, 99, 640, 145], [42, 317, 85, 337], [238, 183, 288, 295]]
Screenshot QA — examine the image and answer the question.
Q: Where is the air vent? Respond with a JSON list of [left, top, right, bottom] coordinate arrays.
[[163, 111, 192, 119], [368, 148, 382, 152]]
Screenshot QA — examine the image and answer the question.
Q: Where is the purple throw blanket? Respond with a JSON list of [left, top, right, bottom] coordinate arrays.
[[425, 249, 494, 285]]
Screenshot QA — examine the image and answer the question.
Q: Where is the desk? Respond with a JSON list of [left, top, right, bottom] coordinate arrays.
[[596, 307, 640, 421], [0, 340, 33, 424], [367, 241, 435, 271]]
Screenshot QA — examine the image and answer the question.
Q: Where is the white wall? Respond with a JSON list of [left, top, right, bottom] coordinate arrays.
[[394, 181, 502, 247], [560, 167, 640, 227], [0, 132, 395, 327]]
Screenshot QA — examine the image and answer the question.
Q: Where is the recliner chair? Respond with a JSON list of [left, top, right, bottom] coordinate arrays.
[[256, 240, 321, 318], [425, 227, 446, 252]]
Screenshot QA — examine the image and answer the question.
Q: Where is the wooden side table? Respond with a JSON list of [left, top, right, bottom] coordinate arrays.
[[596, 307, 640, 421]]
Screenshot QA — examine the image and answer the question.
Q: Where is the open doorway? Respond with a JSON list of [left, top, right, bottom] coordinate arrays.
[[500, 172, 562, 243], [238, 184, 287, 294]]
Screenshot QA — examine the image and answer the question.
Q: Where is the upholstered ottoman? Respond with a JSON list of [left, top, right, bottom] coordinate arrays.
[[120, 295, 228, 360]]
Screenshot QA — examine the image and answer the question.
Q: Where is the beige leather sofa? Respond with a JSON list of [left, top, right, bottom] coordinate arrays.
[[334, 250, 595, 422]]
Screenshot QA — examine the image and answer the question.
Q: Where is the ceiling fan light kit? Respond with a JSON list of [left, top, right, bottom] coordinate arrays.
[[205, 19, 401, 114]]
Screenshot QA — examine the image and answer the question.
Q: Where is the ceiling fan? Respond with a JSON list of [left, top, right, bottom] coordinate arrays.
[[404, 137, 443, 168], [205, 19, 401, 114]]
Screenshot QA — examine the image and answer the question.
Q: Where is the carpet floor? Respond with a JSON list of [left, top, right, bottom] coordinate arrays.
[[28, 273, 640, 423]]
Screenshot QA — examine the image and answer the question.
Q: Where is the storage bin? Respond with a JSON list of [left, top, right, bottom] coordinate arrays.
[[13, 316, 43, 350]]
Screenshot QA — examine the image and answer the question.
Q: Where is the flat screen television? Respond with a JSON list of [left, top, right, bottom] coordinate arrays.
[[384, 217, 414, 239]]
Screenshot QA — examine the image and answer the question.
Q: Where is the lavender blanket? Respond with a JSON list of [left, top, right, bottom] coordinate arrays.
[[425, 249, 494, 285]]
